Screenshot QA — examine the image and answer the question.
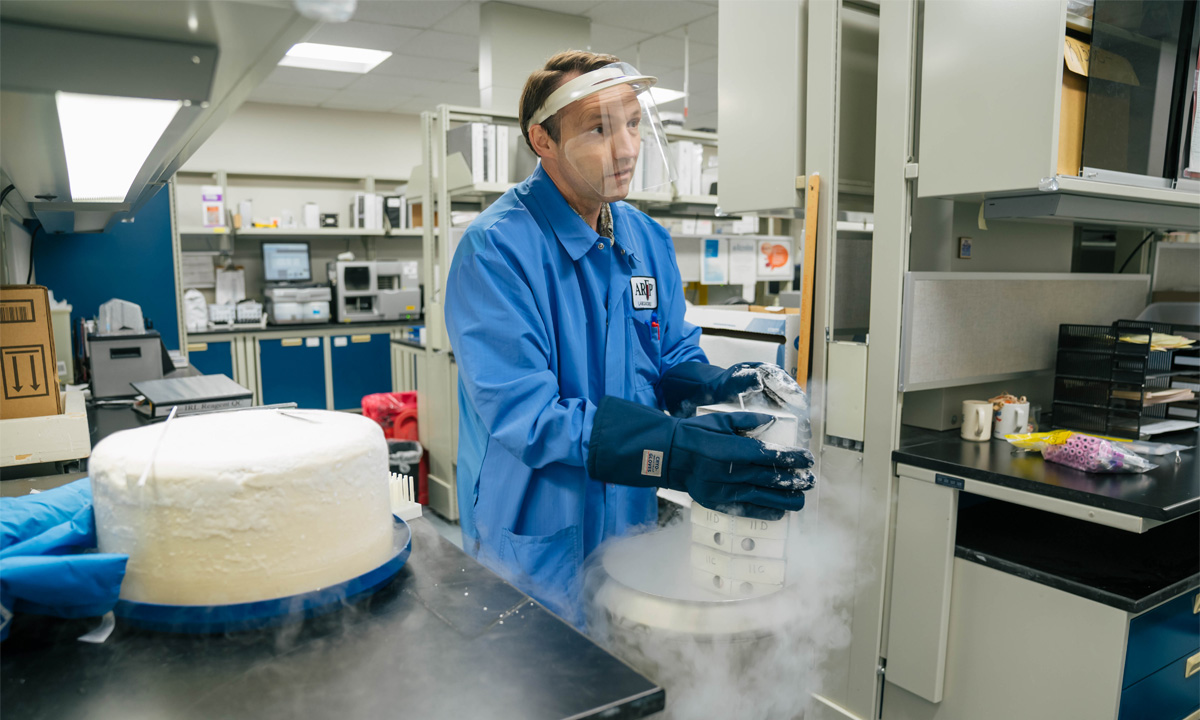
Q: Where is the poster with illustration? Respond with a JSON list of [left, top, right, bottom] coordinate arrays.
[[757, 238, 793, 280]]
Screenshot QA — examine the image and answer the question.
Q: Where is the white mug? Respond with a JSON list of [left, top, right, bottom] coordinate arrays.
[[961, 400, 992, 442], [993, 401, 1030, 439]]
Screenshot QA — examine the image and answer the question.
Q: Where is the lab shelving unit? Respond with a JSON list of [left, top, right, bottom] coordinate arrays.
[[169, 173, 424, 419]]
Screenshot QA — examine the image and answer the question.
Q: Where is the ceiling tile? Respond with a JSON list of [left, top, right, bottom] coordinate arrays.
[[590, 23, 653, 56], [402, 29, 479, 63], [307, 20, 421, 52], [390, 97, 440, 114], [321, 90, 410, 112], [617, 34, 716, 74], [264, 66, 360, 89], [342, 73, 422, 94], [372, 53, 474, 81], [247, 83, 338, 106], [664, 12, 717, 44], [351, 0, 465, 29], [500, 1, 599, 15], [585, 1, 714, 34], [433, 2, 480, 35], [691, 55, 718, 78], [448, 68, 481, 86]]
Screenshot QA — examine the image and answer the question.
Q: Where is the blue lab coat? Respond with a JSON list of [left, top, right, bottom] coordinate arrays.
[[445, 164, 708, 623]]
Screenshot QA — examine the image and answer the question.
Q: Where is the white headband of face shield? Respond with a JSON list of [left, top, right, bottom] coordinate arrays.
[[529, 63, 657, 128]]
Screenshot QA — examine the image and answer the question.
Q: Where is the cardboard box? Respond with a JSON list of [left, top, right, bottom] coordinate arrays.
[[1058, 36, 1140, 177], [749, 305, 800, 315], [0, 286, 64, 419]]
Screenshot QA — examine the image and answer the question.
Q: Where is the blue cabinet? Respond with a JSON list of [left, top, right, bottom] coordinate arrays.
[[330, 333, 392, 410], [259, 337, 327, 409], [187, 340, 234, 378]]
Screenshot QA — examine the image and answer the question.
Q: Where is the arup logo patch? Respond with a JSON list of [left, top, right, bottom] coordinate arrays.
[[630, 276, 657, 310]]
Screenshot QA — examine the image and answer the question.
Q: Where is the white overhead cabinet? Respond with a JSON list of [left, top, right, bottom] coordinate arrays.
[[917, 0, 1200, 229], [717, 1, 806, 214]]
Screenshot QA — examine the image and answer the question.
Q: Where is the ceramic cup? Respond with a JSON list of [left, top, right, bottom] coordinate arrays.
[[961, 400, 992, 442], [993, 401, 1031, 439]]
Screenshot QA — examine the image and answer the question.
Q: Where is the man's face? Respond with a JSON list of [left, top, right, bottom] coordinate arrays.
[[551, 85, 643, 203]]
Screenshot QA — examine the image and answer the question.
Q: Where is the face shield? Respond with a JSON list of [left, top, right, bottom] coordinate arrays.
[[530, 62, 676, 200]]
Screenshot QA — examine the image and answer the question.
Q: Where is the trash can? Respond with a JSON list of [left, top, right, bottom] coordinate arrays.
[[362, 391, 419, 441], [387, 439, 428, 506]]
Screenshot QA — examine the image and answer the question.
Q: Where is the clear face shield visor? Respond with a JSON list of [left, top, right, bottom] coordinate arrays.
[[530, 62, 676, 200]]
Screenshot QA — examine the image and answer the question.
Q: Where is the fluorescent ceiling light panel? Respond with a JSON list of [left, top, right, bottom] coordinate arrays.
[[649, 87, 687, 105], [279, 43, 392, 73], [56, 92, 183, 203]]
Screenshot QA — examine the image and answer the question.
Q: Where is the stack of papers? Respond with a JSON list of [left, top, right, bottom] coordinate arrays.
[[1111, 388, 1197, 406], [1118, 333, 1196, 351]]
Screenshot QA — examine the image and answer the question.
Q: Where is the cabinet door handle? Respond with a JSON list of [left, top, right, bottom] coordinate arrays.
[[1193, 592, 1199, 614], [187, 343, 208, 352], [1187, 652, 1200, 679], [351, 335, 370, 343], [281, 338, 302, 347]]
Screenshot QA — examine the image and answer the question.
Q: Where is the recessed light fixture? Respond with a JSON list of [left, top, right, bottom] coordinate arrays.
[[278, 42, 392, 74], [649, 87, 687, 105], [56, 92, 183, 202]]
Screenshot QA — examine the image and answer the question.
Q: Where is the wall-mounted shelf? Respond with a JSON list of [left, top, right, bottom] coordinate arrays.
[[626, 190, 675, 204], [180, 226, 231, 235], [674, 194, 720, 206]]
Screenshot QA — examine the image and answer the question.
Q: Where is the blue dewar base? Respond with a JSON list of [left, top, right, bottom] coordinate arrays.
[[113, 517, 412, 634]]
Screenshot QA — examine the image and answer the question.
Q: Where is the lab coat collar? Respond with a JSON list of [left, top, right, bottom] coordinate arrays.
[[524, 164, 612, 262]]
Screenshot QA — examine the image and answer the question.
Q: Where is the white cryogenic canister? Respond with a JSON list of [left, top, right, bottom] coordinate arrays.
[[696, 402, 800, 447]]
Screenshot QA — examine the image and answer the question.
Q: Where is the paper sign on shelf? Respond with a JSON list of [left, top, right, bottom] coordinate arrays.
[[729, 238, 758, 301], [701, 237, 729, 285]]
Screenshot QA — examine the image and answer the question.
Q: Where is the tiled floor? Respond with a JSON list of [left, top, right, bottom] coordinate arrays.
[[423, 508, 463, 549]]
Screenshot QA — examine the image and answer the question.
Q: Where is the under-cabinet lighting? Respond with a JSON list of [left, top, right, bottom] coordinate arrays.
[[278, 43, 392, 73], [56, 92, 183, 203]]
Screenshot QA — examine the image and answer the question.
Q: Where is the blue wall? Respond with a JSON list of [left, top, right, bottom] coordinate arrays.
[[31, 185, 180, 350]]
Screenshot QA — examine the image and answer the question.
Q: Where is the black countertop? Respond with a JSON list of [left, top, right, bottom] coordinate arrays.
[[893, 426, 1200, 522], [0, 518, 664, 720], [954, 499, 1199, 613]]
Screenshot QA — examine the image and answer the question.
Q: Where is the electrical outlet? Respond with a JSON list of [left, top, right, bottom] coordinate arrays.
[[958, 236, 972, 259]]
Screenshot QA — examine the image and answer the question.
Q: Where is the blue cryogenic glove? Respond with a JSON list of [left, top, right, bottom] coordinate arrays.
[[0, 479, 128, 641], [661, 361, 813, 443], [588, 396, 815, 520]]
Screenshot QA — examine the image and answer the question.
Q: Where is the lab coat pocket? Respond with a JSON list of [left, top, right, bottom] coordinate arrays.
[[629, 316, 663, 396], [500, 524, 581, 617]]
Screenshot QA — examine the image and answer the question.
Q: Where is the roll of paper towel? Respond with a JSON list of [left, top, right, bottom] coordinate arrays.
[[183, 289, 208, 332]]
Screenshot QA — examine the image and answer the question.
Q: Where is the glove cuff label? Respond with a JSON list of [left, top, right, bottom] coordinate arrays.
[[641, 449, 664, 478]]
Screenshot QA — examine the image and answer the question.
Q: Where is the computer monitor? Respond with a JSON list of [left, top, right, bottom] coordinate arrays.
[[262, 242, 312, 283]]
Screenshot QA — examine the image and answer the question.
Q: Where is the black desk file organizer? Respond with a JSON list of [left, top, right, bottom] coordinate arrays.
[[1052, 320, 1200, 438]]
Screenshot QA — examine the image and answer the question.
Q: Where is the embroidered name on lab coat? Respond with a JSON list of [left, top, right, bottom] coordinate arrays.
[[630, 276, 658, 310]]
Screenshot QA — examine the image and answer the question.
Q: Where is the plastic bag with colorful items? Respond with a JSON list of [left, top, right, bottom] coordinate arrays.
[[1004, 430, 1157, 474]]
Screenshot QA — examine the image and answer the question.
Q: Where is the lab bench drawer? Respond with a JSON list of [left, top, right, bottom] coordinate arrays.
[[186, 341, 234, 378], [330, 333, 391, 410], [259, 338, 327, 410], [1118, 650, 1200, 720], [1125, 590, 1200, 688]]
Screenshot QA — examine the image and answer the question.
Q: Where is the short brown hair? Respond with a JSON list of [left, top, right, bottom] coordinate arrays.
[[519, 50, 620, 155]]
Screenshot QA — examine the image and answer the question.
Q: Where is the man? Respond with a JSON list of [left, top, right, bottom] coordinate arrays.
[[445, 51, 814, 624]]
